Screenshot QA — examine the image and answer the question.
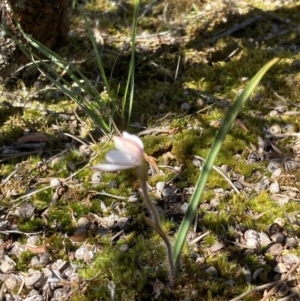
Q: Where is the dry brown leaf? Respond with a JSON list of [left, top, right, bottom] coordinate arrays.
[[17, 132, 50, 144], [26, 244, 48, 254], [162, 128, 180, 135], [143, 153, 159, 173], [67, 229, 87, 242], [235, 119, 249, 132]]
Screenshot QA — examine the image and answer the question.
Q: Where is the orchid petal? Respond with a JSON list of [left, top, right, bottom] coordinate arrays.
[[105, 149, 136, 165], [122, 132, 144, 149], [92, 132, 145, 173], [114, 137, 143, 161], [92, 163, 133, 172]]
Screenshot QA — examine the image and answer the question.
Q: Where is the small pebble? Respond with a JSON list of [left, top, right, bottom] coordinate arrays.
[[203, 265, 218, 277], [161, 188, 174, 197], [50, 178, 62, 188], [156, 181, 166, 193], [273, 263, 287, 273], [79, 145, 92, 158], [269, 182, 280, 194], [91, 172, 102, 184], [180, 102, 191, 112], [120, 244, 129, 252], [210, 198, 220, 208], [181, 202, 189, 213]]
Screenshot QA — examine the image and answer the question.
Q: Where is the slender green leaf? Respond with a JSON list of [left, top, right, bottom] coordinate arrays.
[[2, 21, 116, 134], [172, 57, 280, 269], [122, 0, 140, 128]]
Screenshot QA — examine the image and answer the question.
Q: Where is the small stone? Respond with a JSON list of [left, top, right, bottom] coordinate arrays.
[[156, 182, 166, 193], [203, 265, 218, 277], [268, 160, 282, 172], [199, 203, 211, 211], [282, 253, 300, 265], [0, 256, 16, 273], [79, 144, 92, 158], [220, 165, 230, 173], [161, 187, 174, 197], [242, 265, 252, 284], [181, 202, 189, 214], [77, 217, 89, 229], [192, 157, 202, 168], [270, 233, 285, 243], [210, 198, 220, 208], [273, 263, 287, 273], [75, 246, 89, 260], [195, 98, 205, 107], [274, 218, 285, 228], [180, 102, 191, 112], [259, 231, 271, 246], [286, 237, 298, 248], [271, 168, 282, 179], [120, 244, 129, 252], [277, 283, 288, 297], [27, 236, 39, 245], [5, 275, 21, 290], [83, 251, 94, 263], [269, 182, 280, 193], [91, 172, 102, 184], [246, 238, 259, 248], [117, 217, 128, 229], [50, 178, 62, 188], [266, 243, 284, 256], [31, 256, 40, 266], [10, 242, 26, 257], [19, 203, 36, 220], [24, 270, 42, 287]]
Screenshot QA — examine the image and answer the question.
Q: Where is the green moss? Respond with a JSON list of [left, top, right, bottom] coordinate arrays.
[[172, 129, 204, 162], [47, 205, 74, 231], [14, 250, 34, 271], [69, 293, 89, 301], [143, 136, 173, 156], [79, 235, 168, 300], [18, 218, 43, 232]]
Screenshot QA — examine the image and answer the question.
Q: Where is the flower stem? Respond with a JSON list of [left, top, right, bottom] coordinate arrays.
[[139, 178, 176, 288]]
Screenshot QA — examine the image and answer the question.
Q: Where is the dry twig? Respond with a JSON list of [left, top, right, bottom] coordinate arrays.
[[229, 276, 298, 301]]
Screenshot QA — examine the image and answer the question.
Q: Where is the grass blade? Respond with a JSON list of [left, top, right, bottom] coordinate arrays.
[[172, 57, 280, 270], [122, 0, 140, 128], [1, 20, 117, 135]]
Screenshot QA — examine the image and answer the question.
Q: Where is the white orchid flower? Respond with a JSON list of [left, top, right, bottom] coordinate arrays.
[[92, 132, 144, 172], [92, 132, 174, 285]]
